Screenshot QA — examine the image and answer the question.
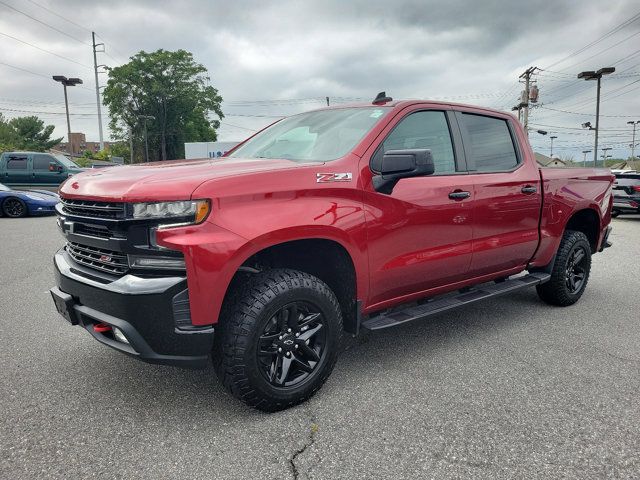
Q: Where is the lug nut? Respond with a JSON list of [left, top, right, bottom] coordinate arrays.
[[286, 352, 291, 357], [295, 332, 300, 337], [279, 336, 283, 340], [287, 328, 292, 333], [278, 347, 282, 353], [294, 345, 299, 349]]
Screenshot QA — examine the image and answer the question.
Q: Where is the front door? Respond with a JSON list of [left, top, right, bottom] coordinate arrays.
[[455, 110, 542, 276], [362, 107, 474, 308], [32, 153, 65, 185]]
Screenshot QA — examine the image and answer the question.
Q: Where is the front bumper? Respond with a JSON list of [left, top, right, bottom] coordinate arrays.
[[51, 248, 214, 369]]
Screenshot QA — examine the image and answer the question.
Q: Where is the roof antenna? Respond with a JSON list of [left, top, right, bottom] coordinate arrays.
[[373, 91, 392, 104]]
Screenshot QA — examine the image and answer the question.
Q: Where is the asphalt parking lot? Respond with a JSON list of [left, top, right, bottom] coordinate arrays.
[[1, 215, 639, 479]]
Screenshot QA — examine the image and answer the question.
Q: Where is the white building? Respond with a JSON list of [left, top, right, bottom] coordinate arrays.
[[184, 141, 241, 159]]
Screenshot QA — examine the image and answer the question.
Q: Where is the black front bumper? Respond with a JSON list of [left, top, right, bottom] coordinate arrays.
[[51, 248, 214, 369]]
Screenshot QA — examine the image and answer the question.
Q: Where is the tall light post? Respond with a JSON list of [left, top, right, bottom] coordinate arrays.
[[628, 120, 640, 169], [577, 67, 615, 167], [52, 75, 83, 155], [582, 150, 592, 167], [550, 135, 557, 158], [601, 147, 612, 167], [138, 115, 155, 162]]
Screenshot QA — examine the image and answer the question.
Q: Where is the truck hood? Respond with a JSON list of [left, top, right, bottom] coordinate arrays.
[[58, 157, 306, 201]]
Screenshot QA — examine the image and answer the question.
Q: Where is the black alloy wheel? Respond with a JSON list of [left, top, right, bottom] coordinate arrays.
[[2, 197, 27, 218], [258, 301, 327, 388], [565, 245, 588, 294]]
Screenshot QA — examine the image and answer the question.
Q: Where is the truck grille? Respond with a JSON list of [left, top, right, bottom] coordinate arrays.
[[61, 198, 126, 219], [66, 242, 129, 275]]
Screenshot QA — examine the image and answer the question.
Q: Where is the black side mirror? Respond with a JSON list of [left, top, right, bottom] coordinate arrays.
[[372, 149, 435, 194]]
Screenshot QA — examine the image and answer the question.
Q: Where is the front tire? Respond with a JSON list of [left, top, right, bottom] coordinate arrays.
[[1, 197, 27, 218], [536, 230, 592, 306], [213, 269, 343, 411]]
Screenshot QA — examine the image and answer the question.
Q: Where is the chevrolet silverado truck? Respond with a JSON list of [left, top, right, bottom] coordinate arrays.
[[50, 94, 614, 411]]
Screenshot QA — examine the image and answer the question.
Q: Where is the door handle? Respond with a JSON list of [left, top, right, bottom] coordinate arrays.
[[448, 190, 471, 200], [521, 185, 537, 194]]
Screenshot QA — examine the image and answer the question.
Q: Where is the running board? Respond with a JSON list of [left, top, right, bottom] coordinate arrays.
[[361, 272, 551, 331]]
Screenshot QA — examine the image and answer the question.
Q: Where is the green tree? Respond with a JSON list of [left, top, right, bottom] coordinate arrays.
[[8, 116, 62, 151], [102, 49, 223, 161], [0, 113, 20, 153]]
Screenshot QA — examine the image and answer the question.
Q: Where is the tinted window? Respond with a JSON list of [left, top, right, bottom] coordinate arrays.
[[461, 114, 519, 171], [33, 154, 54, 170], [377, 111, 456, 174], [7, 157, 27, 170]]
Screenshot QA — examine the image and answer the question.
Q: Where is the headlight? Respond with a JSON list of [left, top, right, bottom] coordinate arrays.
[[132, 200, 210, 226], [129, 255, 186, 270]]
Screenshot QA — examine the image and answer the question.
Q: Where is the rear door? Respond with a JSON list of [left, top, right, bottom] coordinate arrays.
[[455, 110, 542, 277], [2, 154, 30, 185]]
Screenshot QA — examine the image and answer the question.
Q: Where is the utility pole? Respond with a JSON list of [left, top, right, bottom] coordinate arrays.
[[138, 115, 154, 162], [129, 125, 134, 164], [582, 150, 592, 167], [518, 66, 539, 135], [92, 32, 105, 151], [550, 135, 557, 158], [326, 96, 330, 106], [601, 147, 612, 167], [628, 120, 640, 169], [578, 67, 615, 167]]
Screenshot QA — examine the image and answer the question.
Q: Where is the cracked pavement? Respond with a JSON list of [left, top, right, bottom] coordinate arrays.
[[1, 215, 639, 479]]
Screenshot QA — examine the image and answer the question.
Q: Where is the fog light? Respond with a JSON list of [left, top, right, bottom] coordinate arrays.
[[113, 327, 129, 344], [128, 255, 186, 270]]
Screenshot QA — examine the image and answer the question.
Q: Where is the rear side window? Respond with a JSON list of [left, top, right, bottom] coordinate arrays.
[[374, 111, 456, 174], [7, 157, 27, 169], [460, 113, 519, 172], [33, 154, 54, 170]]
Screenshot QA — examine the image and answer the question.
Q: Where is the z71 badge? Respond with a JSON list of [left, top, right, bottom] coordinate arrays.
[[316, 173, 353, 183]]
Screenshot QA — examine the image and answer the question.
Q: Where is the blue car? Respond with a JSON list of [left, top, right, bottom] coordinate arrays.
[[0, 183, 59, 218]]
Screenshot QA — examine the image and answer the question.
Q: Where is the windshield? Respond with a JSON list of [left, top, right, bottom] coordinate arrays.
[[0, 183, 9, 191], [229, 107, 391, 162], [54, 154, 80, 168]]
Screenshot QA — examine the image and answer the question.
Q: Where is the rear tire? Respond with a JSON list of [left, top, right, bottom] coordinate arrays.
[[1, 197, 27, 218], [536, 230, 591, 306], [213, 268, 343, 411]]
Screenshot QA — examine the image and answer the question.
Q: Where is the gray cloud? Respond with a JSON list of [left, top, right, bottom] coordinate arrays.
[[1, 0, 639, 160]]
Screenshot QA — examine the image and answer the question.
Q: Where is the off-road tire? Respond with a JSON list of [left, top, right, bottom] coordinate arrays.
[[213, 269, 343, 411], [536, 230, 592, 306]]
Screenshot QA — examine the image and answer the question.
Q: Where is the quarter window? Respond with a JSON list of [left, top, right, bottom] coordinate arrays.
[[375, 111, 456, 174], [7, 157, 27, 169], [460, 114, 519, 171]]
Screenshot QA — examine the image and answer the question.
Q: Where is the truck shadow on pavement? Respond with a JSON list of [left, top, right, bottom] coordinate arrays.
[[73, 288, 545, 418]]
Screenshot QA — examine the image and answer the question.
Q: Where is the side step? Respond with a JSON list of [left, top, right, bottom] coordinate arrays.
[[361, 272, 551, 331]]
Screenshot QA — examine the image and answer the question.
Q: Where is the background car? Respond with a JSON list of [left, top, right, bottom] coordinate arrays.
[[612, 172, 640, 217], [0, 183, 59, 218]]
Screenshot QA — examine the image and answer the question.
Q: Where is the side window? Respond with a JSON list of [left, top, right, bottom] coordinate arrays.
[[460, 114, 519, 171], [7, 157, 28, 170], [33, 154, 54, 170], [374, 111, 456, 174]]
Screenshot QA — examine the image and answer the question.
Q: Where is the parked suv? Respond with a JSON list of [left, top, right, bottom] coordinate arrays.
[[0, 151, 84, 187], [50, 96, 614, 411], [612, 172, 640, 216]]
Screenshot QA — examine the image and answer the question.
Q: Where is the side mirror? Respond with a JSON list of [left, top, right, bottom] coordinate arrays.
[[372, 149, 435, 194]]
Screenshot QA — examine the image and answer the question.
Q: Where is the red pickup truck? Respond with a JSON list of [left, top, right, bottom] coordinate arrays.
[[51, 94, 613, 411]]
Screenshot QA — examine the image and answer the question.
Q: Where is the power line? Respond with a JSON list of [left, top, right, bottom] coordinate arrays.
[[543, 10, 640, 70], [557, 30, 640, 72], [23, 0, 91, 33], [0, 31, 92, 70], [0, 61, 93, 90], [0, 0, 90, 45]]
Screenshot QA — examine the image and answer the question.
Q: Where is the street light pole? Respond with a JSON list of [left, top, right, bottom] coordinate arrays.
[[52, 76, 83, 155], [582, 150, 591, 167], [578, 67, 615, 167]]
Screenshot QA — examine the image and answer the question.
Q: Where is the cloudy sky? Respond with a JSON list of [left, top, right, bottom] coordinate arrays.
[[1, 0, 639, 161]]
